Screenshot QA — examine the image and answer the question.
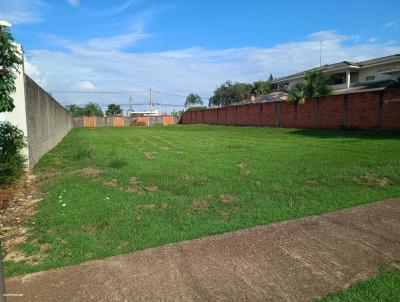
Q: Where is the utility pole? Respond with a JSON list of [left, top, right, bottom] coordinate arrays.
[[128, 96, 133, 116], [149, 88, 153, 116], [319, 40, 323, 67]]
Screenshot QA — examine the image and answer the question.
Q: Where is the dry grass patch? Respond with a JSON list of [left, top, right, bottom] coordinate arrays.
[[135, 204, 156, 210], [161, 202, 170, 209], [352, 172, 390, 188], [191, 199, 209, 211], [219, 194, 236, 203], [144, 152, 156, 160], [237, 162, 251, 177], [79, 167, 103, 177], [221, 211, 230, 221], [128, 176, 139, 186], [104, 179, 118, 188], [145, 185, 158, 192]]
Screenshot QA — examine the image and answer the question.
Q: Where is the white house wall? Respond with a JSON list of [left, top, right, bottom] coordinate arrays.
[[358, 62, 400, 83], [0, 44, 29, 166]]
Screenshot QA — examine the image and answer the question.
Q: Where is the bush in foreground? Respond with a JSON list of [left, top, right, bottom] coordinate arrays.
[[0, 121, 26, 184]]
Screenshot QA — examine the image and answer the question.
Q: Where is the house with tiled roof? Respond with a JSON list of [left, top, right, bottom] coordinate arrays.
[[272, 54, 400, 94]]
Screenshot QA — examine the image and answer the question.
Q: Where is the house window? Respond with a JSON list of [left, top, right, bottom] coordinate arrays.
[[279, 83, 289, 92], [330, 73, 346, 85], [366, 75, 375, 81]]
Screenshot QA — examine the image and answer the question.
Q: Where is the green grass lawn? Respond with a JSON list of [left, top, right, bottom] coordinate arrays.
[[4, 125, 400, 277], [317, 268, 400, 302]]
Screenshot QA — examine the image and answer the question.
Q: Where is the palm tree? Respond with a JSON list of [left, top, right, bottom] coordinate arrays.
[[185, 93, 203, 108], [304, 70, 332, 97], [288, 69, 332, 104], [288, 82, 307, 104]]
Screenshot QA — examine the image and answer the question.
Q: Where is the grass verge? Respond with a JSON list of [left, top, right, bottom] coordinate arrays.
[[4, 125, 400, 277], [317, 268, 400, 301]]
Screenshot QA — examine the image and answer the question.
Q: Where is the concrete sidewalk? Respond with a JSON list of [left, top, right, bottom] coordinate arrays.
[[6, 199, 400, 302]]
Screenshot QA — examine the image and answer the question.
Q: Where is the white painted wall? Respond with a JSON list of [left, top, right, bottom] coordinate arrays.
[[0, 43, 29, 167], [358, 63, 400, 83]]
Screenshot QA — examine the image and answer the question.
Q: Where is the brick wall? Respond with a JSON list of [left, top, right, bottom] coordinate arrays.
[[182, 88, 400, 129]]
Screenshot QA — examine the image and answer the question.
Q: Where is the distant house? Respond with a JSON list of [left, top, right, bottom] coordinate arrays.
[[273, 54, 400, 94]]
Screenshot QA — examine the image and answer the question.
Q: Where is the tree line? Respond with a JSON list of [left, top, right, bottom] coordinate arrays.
[[66, 103, 123, 117], [186, 74, 276, 108], [186, 70, 335, 109]]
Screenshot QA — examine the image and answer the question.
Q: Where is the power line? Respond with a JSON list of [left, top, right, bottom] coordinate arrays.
[[61, 102, 185, 107], [50, 90, 148, 94]]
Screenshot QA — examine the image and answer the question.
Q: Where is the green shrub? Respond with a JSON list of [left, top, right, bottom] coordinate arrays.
[[0, 121, 26, 184], [71, 146, 94, 160], [108, 158, 127, 169]]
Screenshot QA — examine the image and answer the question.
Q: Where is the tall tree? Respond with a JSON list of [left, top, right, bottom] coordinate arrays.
[[185, 93, 203, 108], [253, 80, 272, 96], [0, 23, 23, 112], [83, 102, 103, 117], [106, 103, 123, 116], [208, 81, 254, 107], [66, 104, 84, 117]]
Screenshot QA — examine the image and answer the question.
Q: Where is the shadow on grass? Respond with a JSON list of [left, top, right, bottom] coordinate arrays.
[[288, 128, 400, 140]]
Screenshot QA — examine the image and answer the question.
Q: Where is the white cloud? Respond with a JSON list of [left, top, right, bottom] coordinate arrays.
[[78, 81, 95, 91], [24, 59, 49, 87], [385, 21, 398, 29], [0, 0, 44, 24], [66, 0, 80, 7], [24, 30, 400, 111]]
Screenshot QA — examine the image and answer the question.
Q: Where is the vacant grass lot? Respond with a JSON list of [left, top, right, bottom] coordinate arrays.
[[5, 125, 400, 276]]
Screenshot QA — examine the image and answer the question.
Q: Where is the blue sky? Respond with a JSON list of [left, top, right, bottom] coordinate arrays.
[[1, 0, 400, 112]]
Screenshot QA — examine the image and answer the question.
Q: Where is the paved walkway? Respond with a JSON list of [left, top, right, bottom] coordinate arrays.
[[6, 199, 400, 302]]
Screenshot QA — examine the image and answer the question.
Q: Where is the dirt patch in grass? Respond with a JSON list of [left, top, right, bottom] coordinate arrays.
[[161, 203, 170, 209], [191, 199, 209, 211], [219, 194, 236, 203], [221, 211, 230, 221], [134, 204, 156, 210], [0, 173, 43, 263], [79, 167, 103, 177], [104, 179, 118, 188], [145, 185, 158, 192], [4, 250, 47, 265], [237, 162, 251, 177], [352, 172, 390, 188], [80, 221, 112, 233], [144, 152, 156, 160], [182, 175, 193, 180], [128, 176, 139, 186]]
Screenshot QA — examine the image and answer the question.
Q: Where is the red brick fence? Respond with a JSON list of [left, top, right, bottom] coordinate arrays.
[[182, 88, 400, 129]]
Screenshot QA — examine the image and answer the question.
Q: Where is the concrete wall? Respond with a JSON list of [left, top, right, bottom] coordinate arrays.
[[24, 75, 73, 168], [182, 88, 400, 130]]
